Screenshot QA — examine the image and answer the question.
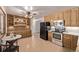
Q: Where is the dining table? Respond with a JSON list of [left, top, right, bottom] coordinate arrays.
[[0, 34, 22, 52]]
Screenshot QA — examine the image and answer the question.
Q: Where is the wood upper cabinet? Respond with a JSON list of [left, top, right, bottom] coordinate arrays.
[[44, 16, 51, 22], [63, 9, 71, 26], [71, 8, 79, 26], [58, 12, 64, 20], [50, 15, 55, 25], [44, 7, 79, 27], [53, 13, 59, 20], [76, 8, 79, 26], [7, 14, 14, 27]]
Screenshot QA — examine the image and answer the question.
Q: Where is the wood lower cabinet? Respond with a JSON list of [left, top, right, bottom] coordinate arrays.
[[62, 34, 78, 50], [14, 26, 31, 38], [26, 30, 32, 37], [48, 31, 52, 42], [14, 30, 31, 38], [14, 31, 26, 38]]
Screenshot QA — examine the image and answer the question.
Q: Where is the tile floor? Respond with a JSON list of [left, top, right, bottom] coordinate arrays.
[[18, 34, 79, 52]]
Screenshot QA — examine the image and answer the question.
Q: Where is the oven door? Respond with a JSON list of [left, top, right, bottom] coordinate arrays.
[[53, 33, 61, 40], [52, 32, 62, 46]]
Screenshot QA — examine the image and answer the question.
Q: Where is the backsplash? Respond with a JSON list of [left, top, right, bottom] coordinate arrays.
[[51, 26, 79, 33], [65, 27, 79, 33], [51, 26, 55, 31]]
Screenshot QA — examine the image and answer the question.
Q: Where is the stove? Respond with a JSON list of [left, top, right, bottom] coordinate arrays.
[[51, 20, 65, 46]]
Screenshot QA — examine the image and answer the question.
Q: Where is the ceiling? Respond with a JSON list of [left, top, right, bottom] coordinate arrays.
[[4, 6, 76, 19]]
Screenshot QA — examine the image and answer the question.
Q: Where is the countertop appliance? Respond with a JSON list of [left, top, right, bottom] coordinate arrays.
[[40, 22, 50, 40]]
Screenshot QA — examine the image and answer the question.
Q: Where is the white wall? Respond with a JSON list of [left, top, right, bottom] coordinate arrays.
[[0, 7, 7, 33], [1, 7, 7, 33], [0, 17, 1, 32], [31, 17, 44, 34], [0, 15, 4, 33]]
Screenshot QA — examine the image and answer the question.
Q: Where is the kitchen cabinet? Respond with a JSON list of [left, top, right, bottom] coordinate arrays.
[[50, 16, 54, 26], [26, 30, 32, 37], [7, 14, 32, 38], [7, 14, 14, 27], [71, 8, 79, 26], [44, 7, 79, 27], [53, 13, 59, 20], [48, 31, 52, 42], [63, 9, 71, 26], [14, 30, 32, 38], [62, 34, 78, 50], [14, 26, 27, 37], [75, 8, 79, 26], [44, 16, 51, 22], [14, 16, 27, 26], [58, 12, 64, 20]]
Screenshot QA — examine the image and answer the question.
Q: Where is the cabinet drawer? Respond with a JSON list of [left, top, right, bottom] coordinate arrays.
[[63, 34, 71, 39]]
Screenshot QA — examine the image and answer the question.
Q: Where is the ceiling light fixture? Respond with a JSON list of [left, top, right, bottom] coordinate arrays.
[[24, 6, 33, 11], [24, 6, 33, 19]]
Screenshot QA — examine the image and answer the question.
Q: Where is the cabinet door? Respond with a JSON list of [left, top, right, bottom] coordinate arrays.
[[44, 16, 51, 22], [53, 13, 59, 20], [63, 10, 71, 26], [71, 36, 78, 50], [7, 14, 14, 27], [63, 34, 71, 48], [26, 30, 32, 37], [58, 12, 64, 20], [76, 8, 79, 26], [48, 32, 52, 42], [71, 8, 79, 26], [63, 38, 71, 48], [50, 16, 54, 26]]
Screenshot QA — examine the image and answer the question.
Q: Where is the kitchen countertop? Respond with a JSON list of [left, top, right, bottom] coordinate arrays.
[[48, 29, 79, 36], [63, 32, 79, 36], [48, 26, 79, 36], [48, 29, 55, 32]]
